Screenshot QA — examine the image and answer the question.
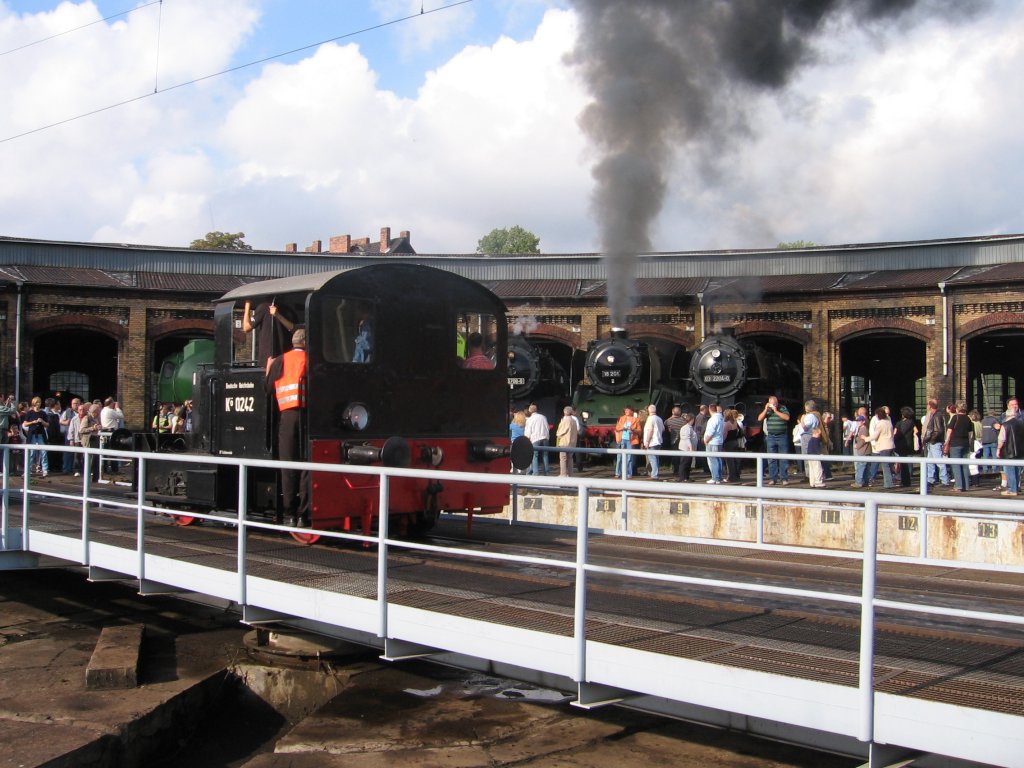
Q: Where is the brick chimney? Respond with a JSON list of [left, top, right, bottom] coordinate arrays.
[[352, 237, 370, 249], [380, 227, 391, 253], [399, 230, 410, 239], [329, 235, 351, 253], [284, 243, 297, 253], [304, 240, 322, 253]]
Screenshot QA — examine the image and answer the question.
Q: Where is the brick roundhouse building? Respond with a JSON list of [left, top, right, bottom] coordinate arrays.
[[0, 229, 1021, 431]]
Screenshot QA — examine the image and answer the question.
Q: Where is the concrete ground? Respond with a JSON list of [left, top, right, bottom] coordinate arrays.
[[0, 566, 246, 768], [245, 662, 861, 768]]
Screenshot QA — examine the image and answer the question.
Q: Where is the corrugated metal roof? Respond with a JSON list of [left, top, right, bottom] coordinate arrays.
[[704, 274, 843, 299], [632, 277, 707, 297], [482, 279, 582, 299], [946, 262, 1024, 286], [135, 272, 251, 293], [11, 265, 128, 288], [831, 267, 963, 292], [1, 233, 1024, 284]]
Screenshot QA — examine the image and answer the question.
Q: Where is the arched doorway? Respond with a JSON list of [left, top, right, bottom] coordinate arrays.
[[33, 330, 118, 403], [967, 330, 1024, 414], [151, 333, 214, 418], [839, 333, 926, 416]]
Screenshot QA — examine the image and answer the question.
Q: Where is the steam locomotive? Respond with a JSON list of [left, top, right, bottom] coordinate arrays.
[[506, 335, 575, 425], [572, 330, 686, 447], [685, 330, 803, 444], [130, 264, 532, 543]]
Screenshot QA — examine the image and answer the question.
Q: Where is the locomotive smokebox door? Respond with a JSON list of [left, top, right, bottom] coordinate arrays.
[[209, 370, 272, 458]]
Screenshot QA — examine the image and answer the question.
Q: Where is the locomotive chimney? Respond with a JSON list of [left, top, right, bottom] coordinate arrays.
[[610, 327, 628, 340]]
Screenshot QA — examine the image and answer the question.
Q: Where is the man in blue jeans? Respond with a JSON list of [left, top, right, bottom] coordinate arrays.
[[703, 403, 725, 484], [758, 396, 791, 485], [524, 404, 550, 476], [921, 398, 949, 485], [997, 398, 1022, 496]]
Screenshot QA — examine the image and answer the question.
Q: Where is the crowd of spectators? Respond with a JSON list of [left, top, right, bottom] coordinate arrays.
[[512, 395, 1024, 496], [0, 394, 194, 480]]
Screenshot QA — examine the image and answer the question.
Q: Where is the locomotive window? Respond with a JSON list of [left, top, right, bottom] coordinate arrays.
[[321, 297, 375, 364], [233, 305, 254, 364], [456, 312, 498, 370]]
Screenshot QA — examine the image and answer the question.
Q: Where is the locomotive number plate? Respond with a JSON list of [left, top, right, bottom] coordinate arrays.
[[225, 396, 255, 412]]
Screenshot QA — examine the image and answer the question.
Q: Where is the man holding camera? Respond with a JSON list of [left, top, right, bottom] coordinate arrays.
[[758, 396, 791, 485]]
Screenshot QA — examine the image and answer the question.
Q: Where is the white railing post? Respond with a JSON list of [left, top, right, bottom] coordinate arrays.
[[79, 449, 90, 565], [377, 472, 390, 639], [136, 455, 146, 580], [919, 506, 928, 560], [619, 447, 629, 529], [755, 455, 765, 545], [859, 498, 878, 743], [21, 445, 30, 551], [1, 447, 9, 549], [237, 464, 248, 606], [574, 484, 590, 683], [510, 479, 519, 525], [81, 451, 93, 564]]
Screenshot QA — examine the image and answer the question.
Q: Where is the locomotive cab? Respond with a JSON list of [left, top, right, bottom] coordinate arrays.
[[145, 264, 527, 536]]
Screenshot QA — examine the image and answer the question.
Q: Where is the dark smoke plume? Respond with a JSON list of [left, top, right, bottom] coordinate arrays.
[[567, 0, 980, 326]]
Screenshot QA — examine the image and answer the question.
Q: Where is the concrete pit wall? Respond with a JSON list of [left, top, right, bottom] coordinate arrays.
[[494, 492, 1024, 567]]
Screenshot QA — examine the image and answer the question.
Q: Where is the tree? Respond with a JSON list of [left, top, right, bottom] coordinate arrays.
[[776, 240, 816, 250], [476, 226, 540, 254], [190, 231, 253, 250]]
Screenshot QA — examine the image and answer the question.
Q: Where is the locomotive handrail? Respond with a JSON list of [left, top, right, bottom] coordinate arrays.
[[4, 440, 1024, 760]]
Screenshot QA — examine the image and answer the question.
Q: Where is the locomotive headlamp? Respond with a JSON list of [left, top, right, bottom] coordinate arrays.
[[342, 403, 369, 431], [711, 349, 721, 359], [605, 354, 616, 364]]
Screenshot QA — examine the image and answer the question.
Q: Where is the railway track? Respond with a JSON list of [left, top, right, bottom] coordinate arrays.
[[10, 475, 1024, 721]]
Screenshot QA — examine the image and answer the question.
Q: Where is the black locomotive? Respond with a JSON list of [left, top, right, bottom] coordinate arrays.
[[572, 329, 685, 447], [132, 264, 532, 542], [506, 335, 575, 425], [686, 330, 803, 442]]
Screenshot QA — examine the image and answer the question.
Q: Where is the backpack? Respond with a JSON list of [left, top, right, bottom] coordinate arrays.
[[45, 411, 62, 445]]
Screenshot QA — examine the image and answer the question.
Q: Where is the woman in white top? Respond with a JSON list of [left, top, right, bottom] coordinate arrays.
[[868, 406, 896, 488]]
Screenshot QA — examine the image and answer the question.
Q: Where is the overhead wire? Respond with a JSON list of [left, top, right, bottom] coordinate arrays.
[[0, 0, 162, 58], [0, 0, 475, 145], [153, 0, 163, 93]]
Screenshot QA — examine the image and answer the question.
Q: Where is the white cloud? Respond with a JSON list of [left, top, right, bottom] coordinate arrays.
[[0, 1, 1020, 255], [0, 0, 258, 244], [659, 3, 1024, 249], [216, 7, 590, 252], [371, 0, 475, 56]]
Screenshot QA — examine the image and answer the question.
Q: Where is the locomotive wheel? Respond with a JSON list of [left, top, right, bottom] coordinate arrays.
[[172, 514, 197, 526], [409, 510, 438, 536], [290, 531, 320, 545]]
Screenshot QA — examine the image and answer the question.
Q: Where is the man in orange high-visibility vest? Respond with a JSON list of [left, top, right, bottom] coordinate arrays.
[[266, 327, 309, 527]]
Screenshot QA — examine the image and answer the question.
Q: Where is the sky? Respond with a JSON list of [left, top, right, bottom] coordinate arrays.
[[0, 0, 1021, 255]]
